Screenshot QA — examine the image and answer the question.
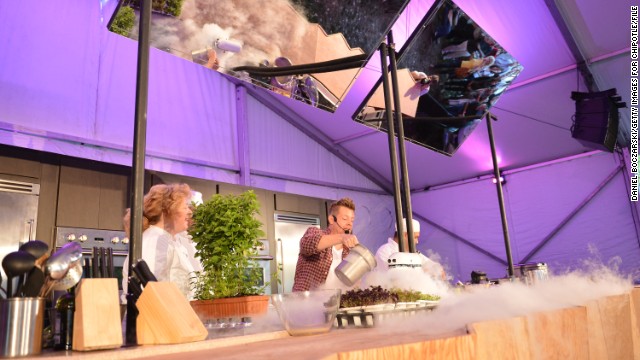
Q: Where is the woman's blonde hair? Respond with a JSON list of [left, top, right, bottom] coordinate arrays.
[[123, 183, 192, 235]]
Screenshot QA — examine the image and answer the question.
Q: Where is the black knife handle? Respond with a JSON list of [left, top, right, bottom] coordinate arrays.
[[106, 248, 114, 278], [92, 247, 100, 278], [132, 259, 157, 286], [100, 247, 107, 278], [83, 257, 92, 279], [128, 276, 143, 298]]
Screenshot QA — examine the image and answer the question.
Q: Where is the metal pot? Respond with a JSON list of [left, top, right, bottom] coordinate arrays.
[[334, 244, 377, 287], [513, 263, 548, 285]]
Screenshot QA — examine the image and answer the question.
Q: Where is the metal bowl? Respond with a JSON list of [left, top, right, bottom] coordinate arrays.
[[271, 289, 342, 336]]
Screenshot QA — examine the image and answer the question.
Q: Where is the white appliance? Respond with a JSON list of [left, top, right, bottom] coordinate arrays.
[[274, 213, 320, 293]]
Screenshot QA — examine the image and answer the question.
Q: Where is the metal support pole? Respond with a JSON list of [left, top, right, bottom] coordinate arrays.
[[485, 112, 515, 278], [126, 0, 151, 346], [387, 31, 416, 253], [379, 42, 405, 253]]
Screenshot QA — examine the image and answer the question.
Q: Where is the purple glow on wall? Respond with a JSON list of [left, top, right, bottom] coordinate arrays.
[[454, 130, 503, 172]]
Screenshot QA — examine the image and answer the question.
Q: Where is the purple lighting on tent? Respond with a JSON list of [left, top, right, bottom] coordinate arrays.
[[455, 133, 503, 171]]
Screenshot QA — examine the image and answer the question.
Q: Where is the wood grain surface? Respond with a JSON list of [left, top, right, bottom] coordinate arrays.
[[35, 287, 640, 359], [73, 278, 123, 351]]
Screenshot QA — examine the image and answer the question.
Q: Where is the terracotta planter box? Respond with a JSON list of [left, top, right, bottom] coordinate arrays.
[[190, 295, 270, 319]]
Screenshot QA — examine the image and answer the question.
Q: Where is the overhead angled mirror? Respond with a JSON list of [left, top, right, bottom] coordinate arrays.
[[354, 0, 523, 156], [107, 0, 410, 113]]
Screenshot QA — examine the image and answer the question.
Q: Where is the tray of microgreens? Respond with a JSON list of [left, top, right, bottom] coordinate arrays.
[[335, 286, 440, 328]]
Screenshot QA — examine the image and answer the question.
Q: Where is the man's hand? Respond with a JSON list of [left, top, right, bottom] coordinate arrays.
[[206, 49, 220, 70], [341, 234, 359, 248]]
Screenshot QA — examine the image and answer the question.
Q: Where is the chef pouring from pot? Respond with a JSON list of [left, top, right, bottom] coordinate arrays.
[[292, 197, 360, 291]]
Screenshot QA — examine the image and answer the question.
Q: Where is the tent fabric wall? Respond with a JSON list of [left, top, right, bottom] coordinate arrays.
[[412, 151, 640, 282], [246, 95, 383, 193], [0, 0, 383, 194], [0, 1, 102, 138]]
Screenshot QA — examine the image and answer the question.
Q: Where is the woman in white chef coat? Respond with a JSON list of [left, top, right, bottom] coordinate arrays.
[[121, 183, 201, 300]]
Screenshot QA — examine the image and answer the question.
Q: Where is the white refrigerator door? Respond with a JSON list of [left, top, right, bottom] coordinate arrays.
[[275, 219, 320, 293]]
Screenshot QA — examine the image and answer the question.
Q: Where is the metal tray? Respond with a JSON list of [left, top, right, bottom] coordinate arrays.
[[334, 301, 438, 328]]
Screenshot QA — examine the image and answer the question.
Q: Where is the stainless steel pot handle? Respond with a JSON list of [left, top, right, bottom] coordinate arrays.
[[26, 219, 34, 241], [277, 238, 284, 293]]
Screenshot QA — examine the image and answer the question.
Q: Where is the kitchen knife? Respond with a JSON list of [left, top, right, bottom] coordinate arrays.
[[128, 275, 143, 298], [83, 256, 92, 279], [92, 247, 100, 278], [106, 248, 114, 278], [132, 259, 157, 286], [99, 247, 107, 279]]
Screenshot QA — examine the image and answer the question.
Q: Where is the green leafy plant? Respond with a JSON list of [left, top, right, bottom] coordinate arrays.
[[127, 0, 184, 17], [339, 286, 441, 308], [391, 288, 441, 302], [189, 190, 266, 300], [340, 286, 399, 308], [111, 6, 136, 37]]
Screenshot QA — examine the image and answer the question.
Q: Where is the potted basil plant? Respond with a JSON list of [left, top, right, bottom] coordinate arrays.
[[188, 190, 269, 319]]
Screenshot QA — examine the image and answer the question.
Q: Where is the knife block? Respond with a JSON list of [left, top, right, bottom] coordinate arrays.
[[136, 282, 208, 345], [72, 278, 123, 351]]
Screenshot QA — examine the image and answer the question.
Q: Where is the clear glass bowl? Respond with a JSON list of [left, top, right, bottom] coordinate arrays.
[[271, 289, 342, 336]]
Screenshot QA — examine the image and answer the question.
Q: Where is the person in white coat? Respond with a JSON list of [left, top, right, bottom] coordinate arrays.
[[121, 184, 201, 300], [374, 218, 445, 280]]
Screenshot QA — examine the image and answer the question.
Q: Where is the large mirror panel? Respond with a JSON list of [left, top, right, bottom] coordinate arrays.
[[354, 0, 523, 156], [107, 0, 409, 113]]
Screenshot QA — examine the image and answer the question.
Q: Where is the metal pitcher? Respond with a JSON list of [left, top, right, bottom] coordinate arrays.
[[334, 244, 377, 287]]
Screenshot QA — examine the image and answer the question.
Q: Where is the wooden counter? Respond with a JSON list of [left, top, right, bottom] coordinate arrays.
[[35, 288, 640, 360]]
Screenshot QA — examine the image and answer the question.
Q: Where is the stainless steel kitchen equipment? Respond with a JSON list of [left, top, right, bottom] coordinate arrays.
[[40, 242, 83, 297], [251, 239, 273, 295], [0, 297, 45, 357], [513, 263, 549, 285], [274, 213, 320, 293], [55, 227, 128, 290], [0, 179, 39, 297], [334, 244, 377, 287]]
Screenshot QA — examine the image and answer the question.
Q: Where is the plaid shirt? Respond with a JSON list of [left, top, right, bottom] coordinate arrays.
[[292, 227, 350, 291]]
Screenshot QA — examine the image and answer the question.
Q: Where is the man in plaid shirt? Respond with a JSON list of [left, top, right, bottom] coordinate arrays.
[[292, 198, 360, 291]]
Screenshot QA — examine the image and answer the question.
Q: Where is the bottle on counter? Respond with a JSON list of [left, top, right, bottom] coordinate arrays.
[[55, 287, 76, 350]]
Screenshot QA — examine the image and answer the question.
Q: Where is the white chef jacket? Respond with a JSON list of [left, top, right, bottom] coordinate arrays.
[[374, 237, 444, 278], [322, 246, 346, 289], [121, 226, 200, 301], [175, 231, 203, 273]]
